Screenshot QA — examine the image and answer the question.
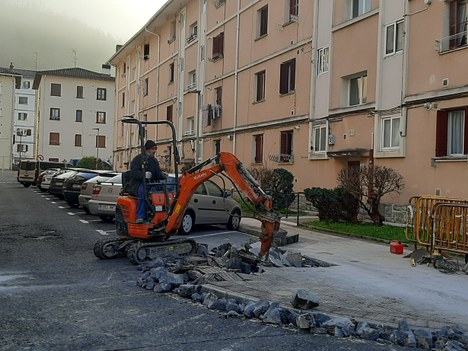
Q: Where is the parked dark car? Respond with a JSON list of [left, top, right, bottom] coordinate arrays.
[[49, 170, 79, 198], [63, 170, 116, 208]]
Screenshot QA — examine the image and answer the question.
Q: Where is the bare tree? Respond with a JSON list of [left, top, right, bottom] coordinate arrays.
[[337, 165, 404, 226]]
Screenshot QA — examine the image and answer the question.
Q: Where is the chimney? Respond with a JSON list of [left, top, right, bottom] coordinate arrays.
[[101, 63, 111, 75], [9, 62, 14, 71]]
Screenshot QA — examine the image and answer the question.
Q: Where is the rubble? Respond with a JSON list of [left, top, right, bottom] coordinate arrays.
[[134, 244, 468, 350]]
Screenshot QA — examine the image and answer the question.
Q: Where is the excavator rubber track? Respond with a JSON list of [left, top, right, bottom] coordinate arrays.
[[93, 237, 198, 264], [126, 239, 198, 264]]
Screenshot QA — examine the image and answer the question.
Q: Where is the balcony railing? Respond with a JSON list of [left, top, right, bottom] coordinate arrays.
[[436, 31, 468, 53]]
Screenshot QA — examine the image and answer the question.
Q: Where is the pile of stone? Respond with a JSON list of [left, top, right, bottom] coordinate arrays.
[[135, 248, 468, 351]]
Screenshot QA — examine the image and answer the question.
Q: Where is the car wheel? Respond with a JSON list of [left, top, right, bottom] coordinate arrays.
[[179, 211, 195, 235], [83, 206, 91, 214], [227, 209, 241, 231], [115, 206, 129, 237], [22, 183, 30, 188], [99, 215, 114, 223]]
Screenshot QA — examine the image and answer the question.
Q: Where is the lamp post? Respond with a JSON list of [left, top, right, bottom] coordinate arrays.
[[92, 127, 100, 168]]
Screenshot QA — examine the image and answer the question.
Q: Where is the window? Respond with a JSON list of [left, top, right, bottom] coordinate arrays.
[[313, 125, 327, 153], [167, 105, 173, 122], [351, 0, 371, 18], [169, 62, 175, 83], [381, 116, 400, 149], [50, 108, 60, 120], [144, 44, 150, 60], [169, 21, 176, 43], [188, 70, 196, 90], [49, 132, 60, 145], [143, 78, 149, 96], [121, 92, 125, 107], [18, 96, 28, 104], [279, 59, 296, 95], [214, 87, 223, 119], [317, 47, 329, 75], [214, 139, 221, 155], [436, 108, 468, 157], [289, 0, 299, 20], [280, 130, 293, 162], [77, 86, 83, 98], [97, 88, 107, 100], [17, 128, 32, 136], [258, 6, 268, 37], [186, 117, 195, 135], [18, 112, 27, 121], [349, 73, 367, 106], [75, 134, 82, 147], [254, 134, 263, 163], [96, 111, 106, 124], [385, 20, 404, 55], [16, 144, 28, 153], [22, 81, 30, 89], [449, 0, 468, 49], [255, 70, 266, 102], [188, 22, 198, 43], [51, 83, 61, 96], [212, 32, 224, 60], [96, 135, 106, 148], [76, 110, 82, 122]]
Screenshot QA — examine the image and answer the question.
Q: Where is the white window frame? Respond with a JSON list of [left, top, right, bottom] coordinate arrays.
[[313, 124, 327, 153], [381, 115, 401, 150], [50, 108, 60, 120], [351, 0, 371, 18], [317, 47, 329, 75], [18, 112, 27, 121], [448, 110, 465, 155], [348, 73, 367, 106], [385, 19, 404, 56]]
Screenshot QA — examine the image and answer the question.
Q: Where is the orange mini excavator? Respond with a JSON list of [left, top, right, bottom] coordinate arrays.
[[93, 118, 281, 264]]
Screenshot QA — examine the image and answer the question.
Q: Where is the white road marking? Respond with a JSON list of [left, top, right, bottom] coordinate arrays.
[[58, 206, 65, 209], [96, 230, 110, 236], [67, 212, 75, 216], [190, 231, 234, 239], [79, 219, 89, 223]]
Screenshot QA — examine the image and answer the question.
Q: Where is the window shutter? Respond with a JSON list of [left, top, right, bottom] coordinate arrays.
[[464, 107, 468, 155], [280, 63, 288, 94], [290, 59, 296, 91], [436, 110, 448, 157]]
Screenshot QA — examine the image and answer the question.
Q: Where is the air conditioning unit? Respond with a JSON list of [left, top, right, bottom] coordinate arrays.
[[328, 134, 336, 145]]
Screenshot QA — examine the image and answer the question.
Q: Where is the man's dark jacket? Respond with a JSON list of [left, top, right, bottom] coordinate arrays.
[[126, 153, 165, 196]]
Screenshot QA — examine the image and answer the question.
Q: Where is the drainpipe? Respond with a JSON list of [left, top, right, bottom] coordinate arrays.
[[309, 0, 320, 157], [232, 0, 241, 153], [145, 26, 161, 139]]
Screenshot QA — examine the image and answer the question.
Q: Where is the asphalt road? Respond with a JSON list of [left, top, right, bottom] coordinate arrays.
[[0, 177, 414, 351]]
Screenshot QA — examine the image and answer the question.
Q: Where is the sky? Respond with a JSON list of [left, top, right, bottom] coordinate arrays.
[[0, 0, 167, 72]]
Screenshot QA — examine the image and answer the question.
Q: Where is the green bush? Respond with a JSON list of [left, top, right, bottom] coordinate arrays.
[[304, 187, 359, 222], [76, 156, 97, 169], [248, 167, 296, 211]]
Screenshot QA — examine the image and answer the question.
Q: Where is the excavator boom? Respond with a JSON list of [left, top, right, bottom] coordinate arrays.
[[166, 152, 281, 257]]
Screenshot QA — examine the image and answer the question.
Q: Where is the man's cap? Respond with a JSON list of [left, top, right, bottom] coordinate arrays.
[[145, 140, 157, 150]]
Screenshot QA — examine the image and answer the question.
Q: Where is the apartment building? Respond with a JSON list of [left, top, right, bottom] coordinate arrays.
[[109, 0, 468, 210], [0, 65, 36, 169], [33, 67, 115, 164]]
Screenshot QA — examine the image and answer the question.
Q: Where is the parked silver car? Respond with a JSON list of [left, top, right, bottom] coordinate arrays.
[[89, 174, 242, 234], [79, 173, 117, 214], [88, 173, 122, 222], [37, 168, 61, 192]]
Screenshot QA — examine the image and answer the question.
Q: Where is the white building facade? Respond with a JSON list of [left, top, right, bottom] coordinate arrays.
[[33, 67, 115, 164]]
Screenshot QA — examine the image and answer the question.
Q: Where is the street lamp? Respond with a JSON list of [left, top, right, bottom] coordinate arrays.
[[92, 127, 100, 168]]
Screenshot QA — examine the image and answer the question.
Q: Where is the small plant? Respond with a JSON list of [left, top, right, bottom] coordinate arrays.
[[76, 156, 97, 169]]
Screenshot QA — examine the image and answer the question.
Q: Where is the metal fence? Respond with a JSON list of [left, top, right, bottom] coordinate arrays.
[[406, 195, 468, 258]]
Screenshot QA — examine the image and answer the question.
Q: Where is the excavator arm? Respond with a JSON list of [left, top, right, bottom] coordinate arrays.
[[165, 152, 281, 258]]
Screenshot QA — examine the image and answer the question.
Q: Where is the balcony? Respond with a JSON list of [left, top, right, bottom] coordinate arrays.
[[436, 31, 467, 53]]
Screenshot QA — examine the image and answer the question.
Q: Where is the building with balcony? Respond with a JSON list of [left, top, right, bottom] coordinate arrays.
[[109, 0, 468, 212], [0, 65, 36, 169]]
